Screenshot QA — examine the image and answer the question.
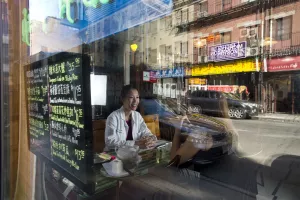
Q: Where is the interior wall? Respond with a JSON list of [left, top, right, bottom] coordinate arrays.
[[8, 0, 35, 199]]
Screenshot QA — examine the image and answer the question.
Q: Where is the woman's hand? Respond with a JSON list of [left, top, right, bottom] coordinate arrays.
[[142, 135, 157, 148], [135, 139, 147, 149], [136, 135, 157, 149]]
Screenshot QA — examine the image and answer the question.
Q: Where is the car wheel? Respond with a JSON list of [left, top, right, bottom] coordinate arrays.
[[228, 108, 236, 118], [188, 105, 202, 114], [234, 108, 246, 119]]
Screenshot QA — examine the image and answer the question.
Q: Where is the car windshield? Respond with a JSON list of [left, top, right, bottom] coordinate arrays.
[[223, 92, 240, 100]]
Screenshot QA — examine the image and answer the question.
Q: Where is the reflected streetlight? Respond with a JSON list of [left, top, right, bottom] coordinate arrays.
[[130, 43, 138, 52]]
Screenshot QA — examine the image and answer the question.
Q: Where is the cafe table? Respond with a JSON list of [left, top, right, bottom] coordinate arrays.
[[80, 141, 172, 199]]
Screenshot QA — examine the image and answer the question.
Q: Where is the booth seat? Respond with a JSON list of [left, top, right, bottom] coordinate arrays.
[[93, 114, 160, 153]]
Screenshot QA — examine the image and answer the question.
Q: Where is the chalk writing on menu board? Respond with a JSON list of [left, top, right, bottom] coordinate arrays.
[[26, 63, 50, 148], [48, 56, 87, 173]]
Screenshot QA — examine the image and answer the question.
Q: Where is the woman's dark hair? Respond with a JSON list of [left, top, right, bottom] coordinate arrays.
[[120, 85, 138, 100]]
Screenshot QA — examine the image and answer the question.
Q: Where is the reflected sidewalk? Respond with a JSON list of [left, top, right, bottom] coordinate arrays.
[[254, 113, 300, 123]]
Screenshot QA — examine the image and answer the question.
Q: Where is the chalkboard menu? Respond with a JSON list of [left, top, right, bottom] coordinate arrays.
[[25, 53, 94, 193], [26, 60, 50, 150]]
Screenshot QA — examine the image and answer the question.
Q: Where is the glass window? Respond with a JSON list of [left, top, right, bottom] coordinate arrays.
[[214, 33, 221, 44], [221, 32, 231, 44], [276, 16, 292, 40], [4, 1, 300, 200], [199, 1, 208, 13], [216, 0, 232, 13], [200, 91, 209, 98], [160, 17, 165, 30]]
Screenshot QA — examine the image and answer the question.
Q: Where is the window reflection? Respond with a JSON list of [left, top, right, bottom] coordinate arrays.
[[4, 0, 300, 200]]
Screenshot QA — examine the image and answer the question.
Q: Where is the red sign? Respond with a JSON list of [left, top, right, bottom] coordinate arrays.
[[267, 56, 300, 72], [143, 71, 157, 83], [208, 85, 239, 93]]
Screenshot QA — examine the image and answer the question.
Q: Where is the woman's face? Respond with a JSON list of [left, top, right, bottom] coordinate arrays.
[[123, 89, 140, 111]]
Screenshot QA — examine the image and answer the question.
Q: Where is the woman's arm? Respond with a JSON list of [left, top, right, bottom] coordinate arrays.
[[105, 115, 135, 149], [138, 113, 157, 140]]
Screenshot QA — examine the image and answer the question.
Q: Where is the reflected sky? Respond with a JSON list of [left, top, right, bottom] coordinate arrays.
[[29, 0, 60, 22]]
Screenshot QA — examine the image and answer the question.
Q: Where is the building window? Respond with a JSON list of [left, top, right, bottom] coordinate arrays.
[[214, 33, 221, 44], [276, 17, 292, 40], [150, 49, 157, 64], [160, 18, 165, 30], [198, 46, 207, 56], [215, 0, 232, 13], [266, 17, 292, 41], [146, 48, 151, 62], [221, 32, 231, 43], [223, 0, 232, 10], [159, 45, 166, 62], [150, 21, 157, 34], [198, 1, 208, 18], [166, 45, 172, 62], [175, 41, 181, 54], [175, 9, 182, 25], [182, 42, 188, 55], [213, 32, 231, 44], [199, 1, 208, 12], [182, 8, 188, 23], [165, 16, 172, 30]]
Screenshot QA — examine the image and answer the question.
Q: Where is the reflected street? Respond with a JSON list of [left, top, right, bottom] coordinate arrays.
[[195, 119, 300, 200]]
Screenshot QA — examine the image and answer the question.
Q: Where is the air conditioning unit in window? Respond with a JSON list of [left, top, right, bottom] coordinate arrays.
[[247, 37, 259, 48], [249, 27, 258, 38], [197, 11, 208, 18], [240, 28, 249, 38], [198, 56, 208, 63], [246, 47, 259, 56]]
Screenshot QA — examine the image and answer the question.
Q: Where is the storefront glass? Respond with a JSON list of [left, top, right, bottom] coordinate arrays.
[[2, 0, 300, 200]]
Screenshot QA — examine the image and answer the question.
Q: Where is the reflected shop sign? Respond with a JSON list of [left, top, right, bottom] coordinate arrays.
[[208, 42, 247, 62], [143, 71, 157, 82], [267, 56, 300, 72], [154, 67, 185, 78], [192, 59, 259, 76]]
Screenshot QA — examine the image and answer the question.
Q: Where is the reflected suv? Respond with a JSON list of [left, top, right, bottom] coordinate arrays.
[[187, 90, 258, 119]]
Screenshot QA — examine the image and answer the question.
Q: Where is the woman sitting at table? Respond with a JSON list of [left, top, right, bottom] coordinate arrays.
[[105, 85, 157, 150]]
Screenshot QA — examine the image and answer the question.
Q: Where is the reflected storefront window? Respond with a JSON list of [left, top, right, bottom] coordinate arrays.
[[2, 0, 300, 200]]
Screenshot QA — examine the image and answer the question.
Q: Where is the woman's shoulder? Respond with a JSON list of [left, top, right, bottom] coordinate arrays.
[[132, 110, 143, 120], [107, 108, 122, 119]]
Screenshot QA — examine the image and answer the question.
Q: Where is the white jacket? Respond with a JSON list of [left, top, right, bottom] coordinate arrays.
[[105, 107, 155, 149]]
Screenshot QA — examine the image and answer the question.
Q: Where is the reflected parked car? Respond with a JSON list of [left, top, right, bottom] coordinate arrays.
[[141, 97, 236, 164], [187, 90, 259, 119]]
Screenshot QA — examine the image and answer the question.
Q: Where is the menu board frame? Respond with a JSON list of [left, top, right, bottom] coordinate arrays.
[[24, 52, 95, 194]]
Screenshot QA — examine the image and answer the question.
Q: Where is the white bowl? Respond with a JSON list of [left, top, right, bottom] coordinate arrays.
[[116, 145, 139, 160]]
